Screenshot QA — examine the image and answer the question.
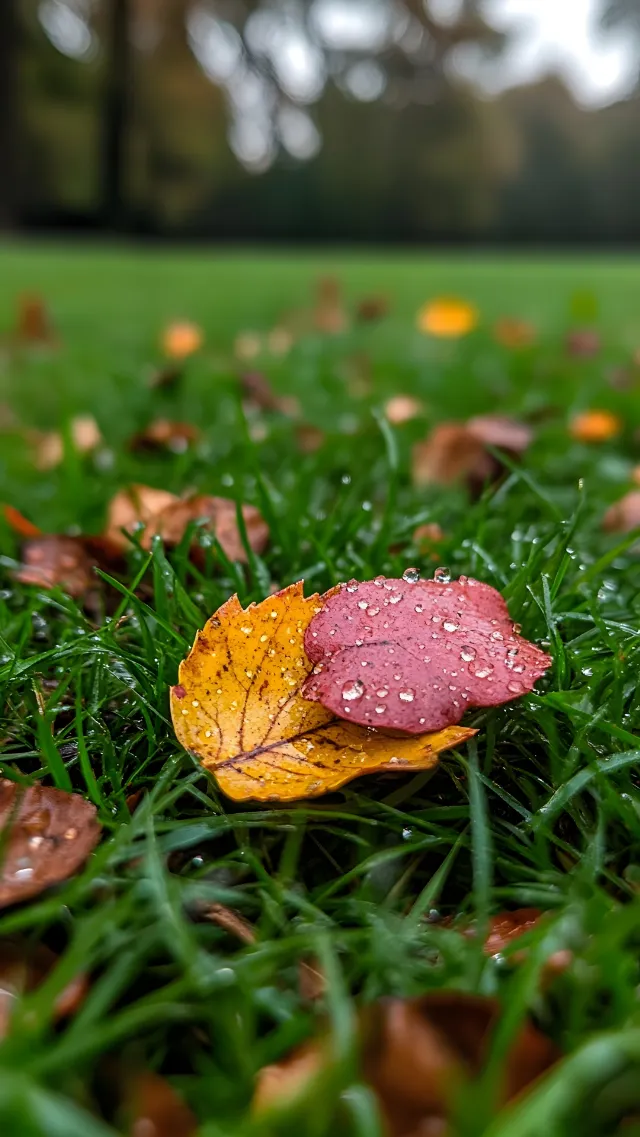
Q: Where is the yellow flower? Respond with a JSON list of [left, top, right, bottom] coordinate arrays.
[[417, 297, 479, 339], [161, 320, 204, 360]]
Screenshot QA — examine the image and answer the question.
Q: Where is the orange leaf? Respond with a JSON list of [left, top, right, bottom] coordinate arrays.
[[603, 491, 640, 534], [3, 505, 43, 539], [161, 321, 203, 360], [384, 396, 424, 425], [171, 583, 474, 802], [570, 409, 621, 443], [417, 297, 478, 339]]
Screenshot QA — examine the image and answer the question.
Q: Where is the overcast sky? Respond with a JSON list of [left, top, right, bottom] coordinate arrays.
[[478, 0, 638, 106]]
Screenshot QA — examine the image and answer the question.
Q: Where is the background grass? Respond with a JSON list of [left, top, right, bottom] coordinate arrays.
[[1, 246, 640, 1135]]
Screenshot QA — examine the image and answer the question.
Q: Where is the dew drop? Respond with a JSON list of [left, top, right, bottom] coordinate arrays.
[[342, 679, 365, 701], [512, 622, 522, 635], [460, 646, 476, 662], [241, 626, 253, 636], [491, 631, 504, 641], [398, 689, 415, 703], [402, 827, 413, 841], [433, 567, 451, 584], [415, 604, 424, 614], [402, 567, 420, 583], [507, 680, 525, 694], [346, 580, 359, 593], [358, 600, 369, 610], [443, 620, 459, 632], [375, 705, 387, 714], [376, 687, 389, 698], [355, 638, 364, 646], [470, 661, 494, 679], [368, 606, 380, 616], [389, 592, 403, 604]]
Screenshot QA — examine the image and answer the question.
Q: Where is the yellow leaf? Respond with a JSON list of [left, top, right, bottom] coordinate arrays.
[[170, 582, 475, 802], [417, 297, 478, 339]]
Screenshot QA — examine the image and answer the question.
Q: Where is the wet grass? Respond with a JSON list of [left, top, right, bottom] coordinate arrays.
[[0, 247, 640, 1135]]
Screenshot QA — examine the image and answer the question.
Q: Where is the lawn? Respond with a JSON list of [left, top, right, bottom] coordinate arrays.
[[1, 245, 640, 1136]]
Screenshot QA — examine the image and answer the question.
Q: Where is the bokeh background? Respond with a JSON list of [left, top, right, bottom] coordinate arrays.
[[3, 0, 640, 243]]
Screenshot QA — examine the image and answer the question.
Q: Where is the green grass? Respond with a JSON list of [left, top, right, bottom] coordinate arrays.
[[1, 245, 640, 1135]]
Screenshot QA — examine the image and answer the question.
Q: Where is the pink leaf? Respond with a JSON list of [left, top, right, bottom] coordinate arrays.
[[303, 574, 551, 734]]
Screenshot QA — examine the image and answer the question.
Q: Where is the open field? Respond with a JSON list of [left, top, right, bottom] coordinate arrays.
[[1, 246, 640, 1136]]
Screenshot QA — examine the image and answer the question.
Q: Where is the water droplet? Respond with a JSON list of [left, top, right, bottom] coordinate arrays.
[[346, 580, 359, 592], [355, 638, 364, 646], [13, 866, 33, 881], [260, 634, 268, 642], [368, 606, 380, 616], [375, 705, 386, 714], [398, 689, 415, 703], [270, 610, 278, 619], [402, 827, 413, 841], [443, 620, 459, 632], [342, 679, 365, 701], [507, 647, 518, 657], [389, 592, 403, 604], [512, 622, 522, 635], [507, 680, 525, 694], [491, 631, 504, 641], [460, 646, 476, 662], [357, 600, 369, 610], [582, 666, 593, 677], [402, 567, 420, 583], [470, 661, 494, 679], [433, 567, 451, 584], [241, 626, 253, 636], [376, 687, 389, 698]]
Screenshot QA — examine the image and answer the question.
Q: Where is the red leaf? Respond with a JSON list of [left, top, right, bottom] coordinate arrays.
[[303, 574, 551, 734]]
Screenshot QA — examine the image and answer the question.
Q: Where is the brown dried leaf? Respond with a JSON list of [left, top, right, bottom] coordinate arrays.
[[30, 415, 102, 471], [466, 415, 533, 454], [14, 294, 58, 347], [16, 536, 94, 597], [255, 993, 559, 1134], [296, 425, 326, 454], [566, 328, 600, 358], [240, 371, 300, 417], [413, 417, 531, 494], [314, 277, 347, 334], [105, 485, 269, 563], [603, 491, 640, 534], [128, 1072, 197, 1137], [413, 523, 445, 552], [130, 419, 201, 453], [493, 317, 536, 349], [0, 781, 101, 908], [198, 902, 256, 944], [356, 295, 390, 323], [0, 939, 88, 1039], [298, 959, 326, 1002]]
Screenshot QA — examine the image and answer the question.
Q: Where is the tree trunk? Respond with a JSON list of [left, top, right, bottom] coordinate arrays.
[[0, 0, 20, 230], [100, 0, 132, 230]]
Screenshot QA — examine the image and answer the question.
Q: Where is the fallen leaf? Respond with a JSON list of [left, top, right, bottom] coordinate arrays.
[[303, 574, 551, 734], [3, 505, 42, 539], [0, 939, 88, 1039], [161, 321, 203, 360], [466, 415, 533, 454], [417, 298, 478, 339], [0, 780, 101, 908], [632, 467, 640, 487], [105, 486, 268, 563], [493, 317, 536, 349], [234, 331, 262, 361], [147, 364, 183, 392], [14, 294, 58, 347], [130, 419, 201, 454], [412, 417, 531, 494], [603, 491, 640, 534], [240, 371, 300, 416], [570, 410, 621, 443], [29, 415, 102, 471], [356, 295, 390, 323], [128, 1072, 197, 1137], [15, 536, 94, 597], [566, 328, 600, 358], [314, 277, 347, 334], [197, 902, 256, 944], [255, 992, 559, 1134], [413, 523, 445, 551], [384, 396, 424, 426], [268, 327, 294, 355], [296, 425, 325, 454], [298, 958, 326, 1002], [170, 583, 474, 802], [483, 909, 543, 955]]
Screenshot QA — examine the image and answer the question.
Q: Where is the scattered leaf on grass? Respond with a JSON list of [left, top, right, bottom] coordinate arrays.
[[147, 364, 183, 392], [255, 993, 559, 1133], [314, 277, 347, 334], [105, 485, 269, 562], [197, 902, 256, 944], [566, 328, 600, 358], [413, 416, 531, 493], [29, 415, 102, 471], [417, 297, 478, 338], [493, 317, 536, 349], [128, 1072, 197, 1137], [16, 536, 95, 597], [234, 331, 262, 361], [603, 491, 640, 534], [413, 523, 445, 552], [267, 326, 294, 356], [356, 295, 390, 323], [296, 425, 326, 454], [240, 371, 300, 417], [170, 583, 474, 802], [384, 396, 424, 425], [3, 505, 42, 539], [14, 294, 58, 347], [130, 419, 201, 454], [303, 574, 551, 734], [161, 321, 203, 360], [0, 781, 101, 908], [0, 939, 88, 1038], [298, 958, 326, 1002], [570, 410, 621, 443]]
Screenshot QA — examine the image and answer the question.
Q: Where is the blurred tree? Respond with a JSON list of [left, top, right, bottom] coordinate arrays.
[[100, 0, 133, 228]]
